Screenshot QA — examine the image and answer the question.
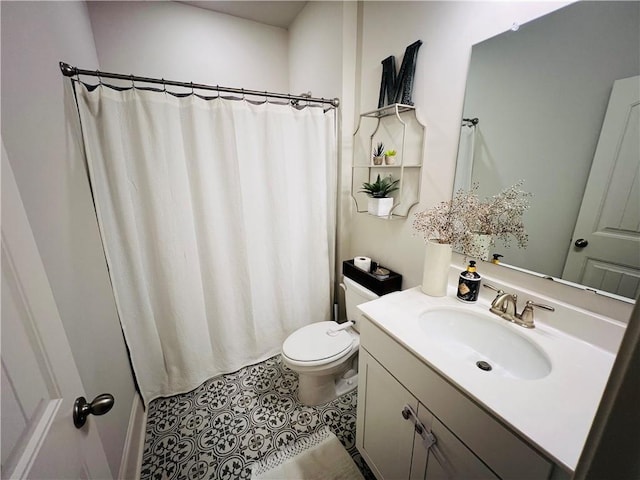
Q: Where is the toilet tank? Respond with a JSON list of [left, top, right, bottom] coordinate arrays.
[[343, 276, 379, 331]]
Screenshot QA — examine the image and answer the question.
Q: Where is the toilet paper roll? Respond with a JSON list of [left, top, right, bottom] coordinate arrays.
[[354, 256, 372, 272]]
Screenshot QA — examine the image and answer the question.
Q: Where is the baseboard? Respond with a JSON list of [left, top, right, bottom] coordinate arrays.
[[118, 393, 147, 480]]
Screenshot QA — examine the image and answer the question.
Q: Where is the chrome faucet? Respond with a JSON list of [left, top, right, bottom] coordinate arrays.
[[483, 284, 554, 328]]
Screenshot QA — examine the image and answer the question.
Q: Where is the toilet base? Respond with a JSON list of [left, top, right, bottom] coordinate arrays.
[[296, 363, 358, 406], [335, 372, 358, 397]]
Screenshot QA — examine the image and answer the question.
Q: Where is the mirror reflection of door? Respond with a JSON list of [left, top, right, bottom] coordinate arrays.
[[562, 76, 640, 298]]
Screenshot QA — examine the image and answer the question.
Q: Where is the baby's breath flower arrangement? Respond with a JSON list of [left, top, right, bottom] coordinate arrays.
[[412, 188, 469, 245], [412, 181, 532, 258], [473, 181, 531, 249]]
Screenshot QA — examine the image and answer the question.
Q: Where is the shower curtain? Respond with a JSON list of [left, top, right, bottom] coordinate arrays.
[[72, 83, 337, 405]]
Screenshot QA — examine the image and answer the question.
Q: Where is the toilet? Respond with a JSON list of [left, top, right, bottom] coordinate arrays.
[[281, 276, 379, 406]]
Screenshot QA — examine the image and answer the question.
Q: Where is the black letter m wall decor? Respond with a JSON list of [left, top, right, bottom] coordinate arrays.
[[378, 40, 422, 108]]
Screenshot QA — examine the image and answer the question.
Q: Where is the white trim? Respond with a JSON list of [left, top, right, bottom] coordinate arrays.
[[117, 393, 147, 480], [10, 399, 62, 479]]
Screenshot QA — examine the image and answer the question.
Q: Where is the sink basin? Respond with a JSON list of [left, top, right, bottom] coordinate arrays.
[[419, 306, 552, 380]]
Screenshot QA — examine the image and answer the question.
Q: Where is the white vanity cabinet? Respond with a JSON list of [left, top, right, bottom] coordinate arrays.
[[358, 348, 498, 480], [356, 316, 554, 480]]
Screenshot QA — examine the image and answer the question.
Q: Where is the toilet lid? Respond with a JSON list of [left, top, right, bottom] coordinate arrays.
[[283, 322, 354, 363]]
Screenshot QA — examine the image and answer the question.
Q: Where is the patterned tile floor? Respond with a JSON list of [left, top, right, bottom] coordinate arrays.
[[140, 355, 374, 479]]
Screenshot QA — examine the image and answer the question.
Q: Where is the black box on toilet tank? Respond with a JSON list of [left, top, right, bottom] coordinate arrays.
[[342, 259, 402, 297]]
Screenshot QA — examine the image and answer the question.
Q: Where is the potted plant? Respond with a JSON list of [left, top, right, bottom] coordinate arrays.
[[372, 142, 385, 165], [360, 174, 400, 217], [384, 149, 397, 165], [412, 181, 531, 295]]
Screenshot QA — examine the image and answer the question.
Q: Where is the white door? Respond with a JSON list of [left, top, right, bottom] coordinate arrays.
[[562, 76, 640, 298], [1, 144, 112, 479]]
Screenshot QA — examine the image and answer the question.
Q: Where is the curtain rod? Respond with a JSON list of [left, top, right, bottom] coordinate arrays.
[[59, 62, 340, 108]]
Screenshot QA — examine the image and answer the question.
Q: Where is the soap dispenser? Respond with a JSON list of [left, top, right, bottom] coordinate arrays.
[[457, 260, 481, 303]]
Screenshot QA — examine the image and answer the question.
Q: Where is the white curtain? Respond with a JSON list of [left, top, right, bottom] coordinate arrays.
[[453, 124, 477, 193], [73, 84, 337, 405]]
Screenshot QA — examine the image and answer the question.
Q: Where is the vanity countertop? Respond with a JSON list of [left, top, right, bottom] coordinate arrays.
[[357, 285, 625, 472]]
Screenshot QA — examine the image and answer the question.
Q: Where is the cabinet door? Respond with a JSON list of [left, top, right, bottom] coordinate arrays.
[[357, 349, 418, 480], [414, 404, 498, 480]]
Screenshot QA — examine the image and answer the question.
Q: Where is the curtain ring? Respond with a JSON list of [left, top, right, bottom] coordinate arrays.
[[264, 91, 269, 104], [130, 74, 135, 89], [162, 78, 167, 93], [96, 70, 102, 87], [216, 85, 220, 99], [241, 88, 245, 101], [190, 82, 194, 96]]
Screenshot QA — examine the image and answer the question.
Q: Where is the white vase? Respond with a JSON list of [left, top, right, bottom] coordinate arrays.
[[470, 233, 492, 261], [421, 240, 453, 297], [384, 155, 396, 165], [367, 197, 394, 217]]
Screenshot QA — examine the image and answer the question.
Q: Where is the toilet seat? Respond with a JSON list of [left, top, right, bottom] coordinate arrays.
[[282, 321, 355, 366]]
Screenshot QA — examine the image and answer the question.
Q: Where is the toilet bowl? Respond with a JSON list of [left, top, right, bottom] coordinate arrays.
[[281, 276, 379, 406]]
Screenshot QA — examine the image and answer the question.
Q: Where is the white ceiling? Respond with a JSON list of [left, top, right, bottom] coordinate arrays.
[[177, 1, 308, 28]]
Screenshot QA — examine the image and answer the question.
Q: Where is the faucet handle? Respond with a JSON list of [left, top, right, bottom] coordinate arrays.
[[516, 301, 555, 328], [525, 301, 555, 312], [483, 283, 517, 300], [483, 283, 502, 294]]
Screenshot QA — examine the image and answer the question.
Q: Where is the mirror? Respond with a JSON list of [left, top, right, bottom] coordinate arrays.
[[455, 1, 639, 300]]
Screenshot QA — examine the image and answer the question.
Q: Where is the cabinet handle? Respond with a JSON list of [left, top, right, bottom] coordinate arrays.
[[402, 404, 437, 450], [403, 406, 456, 478]]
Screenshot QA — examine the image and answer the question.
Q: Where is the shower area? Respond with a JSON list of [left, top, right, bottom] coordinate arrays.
[[59, 56, 365, 477], [62, 62, 340, 405]]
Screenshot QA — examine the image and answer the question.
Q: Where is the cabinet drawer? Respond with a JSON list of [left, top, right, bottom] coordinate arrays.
[[361, 317, 553, 480]]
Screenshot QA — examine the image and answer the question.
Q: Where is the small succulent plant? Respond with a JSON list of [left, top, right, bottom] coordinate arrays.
[[360, 174, 400, 198], [373, 142, 385, 157], [385, 149, 397, 156]]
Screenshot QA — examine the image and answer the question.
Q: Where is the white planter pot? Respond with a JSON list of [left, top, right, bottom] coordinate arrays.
[[384, 155, 396, 165], [367, 197, 394, 217], [469, 233, 492, 261], [421, 240, 453, 297], [372, 156, 384, 165]]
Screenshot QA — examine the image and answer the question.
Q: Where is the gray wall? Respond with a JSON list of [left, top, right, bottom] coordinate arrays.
[[87, 1, 289, 92]]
